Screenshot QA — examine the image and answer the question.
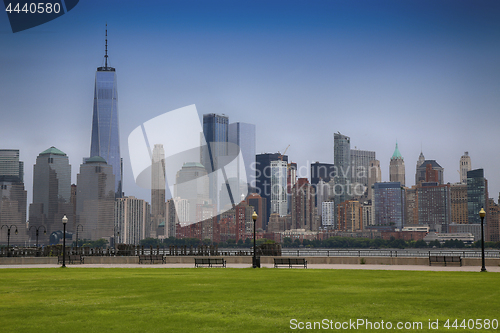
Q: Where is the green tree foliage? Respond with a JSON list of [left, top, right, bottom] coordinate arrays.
[[81, 239, 109, 248]]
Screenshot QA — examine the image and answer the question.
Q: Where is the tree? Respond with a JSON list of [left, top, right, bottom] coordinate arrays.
[[414, 240, 427, 248], [82, 238, 109, 248], [283, 237, 292, 248], [429, 240, 441, 248]]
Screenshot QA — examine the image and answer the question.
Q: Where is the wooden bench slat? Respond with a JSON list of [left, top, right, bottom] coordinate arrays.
[[274, 258, 307, 269], [429, 255, 461, 267], [194, 258, 226, 268]]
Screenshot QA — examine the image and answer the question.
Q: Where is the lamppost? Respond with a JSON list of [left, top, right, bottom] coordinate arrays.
[[62, 215, 68, 268], [252, 211, 259, 268], [479, 207, 487, 272], [75, 224, 83, 249], [28, 225, 46, 249], [1, 225, 18, 249]]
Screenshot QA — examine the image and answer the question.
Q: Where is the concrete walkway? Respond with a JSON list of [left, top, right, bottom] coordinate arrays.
[[0, 263, 499, 272]]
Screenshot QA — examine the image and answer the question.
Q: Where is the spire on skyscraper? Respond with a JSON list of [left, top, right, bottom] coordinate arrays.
[[391, 142, 403, 160], [105, 23, 108, 68], [91, 25, 121, 197]]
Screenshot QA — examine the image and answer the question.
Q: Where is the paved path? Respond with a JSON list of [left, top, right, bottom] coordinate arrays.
[[0, 263, 499, 272]]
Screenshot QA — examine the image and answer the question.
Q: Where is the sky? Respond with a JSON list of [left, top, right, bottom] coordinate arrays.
[[1, 0, 500, 206]]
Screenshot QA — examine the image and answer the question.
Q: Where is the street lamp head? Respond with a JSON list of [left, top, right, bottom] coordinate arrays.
[[252, 211, 258, 222], [43, 230, 46, 235], [62, 215, 68, 225], [479, 207, 486, 218], [15, 228, 18, 235]]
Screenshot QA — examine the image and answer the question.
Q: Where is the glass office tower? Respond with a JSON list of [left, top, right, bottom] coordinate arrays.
[[90, 29, 122, 197], [201, 113, 229, 208]]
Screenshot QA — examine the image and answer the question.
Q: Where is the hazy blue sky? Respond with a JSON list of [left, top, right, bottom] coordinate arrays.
[[1, 0, 499, 204]]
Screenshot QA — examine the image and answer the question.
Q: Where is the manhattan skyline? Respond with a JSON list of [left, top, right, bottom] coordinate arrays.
[[1, 0, 499, 206]]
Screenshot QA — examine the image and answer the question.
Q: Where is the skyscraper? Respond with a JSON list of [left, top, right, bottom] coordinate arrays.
[[201, 113, 229, 208], [338, 200, 362, 232], [291, 178, 317, 231], [450, 183, 468, 224], [255, 153, 288, 225], [270, 160, 288, 217], [350, 149, 376, 190], [460, 152, 471, 184], [76, 156, 115, 240], [90, 28, 122, 197], [367, 159, 381, 201], [333, 132, 351, 224], [114, 196, 150, 245], [334, 133, 351, 185], [174, 162, 210, 225], [151, 144, 166, 237], [0, 149, 27, 246], [0, 149, 23, 183], [467, 169, 488, 225], [373, 182, 405, 230], [29, 147, 72, 244], [416, 182, 451, 232], [389, 142, 405, 186]]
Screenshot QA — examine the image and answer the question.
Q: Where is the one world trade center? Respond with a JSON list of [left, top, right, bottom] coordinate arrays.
[[90, 27, 122, 197]]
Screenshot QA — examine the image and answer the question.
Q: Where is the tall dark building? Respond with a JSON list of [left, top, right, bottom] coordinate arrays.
[[90, 28, 122, 198], [372, 182, 405, 231], [201, 113, 229, 209], [334, 133, 351, 225], [467, 169, 488, 226], [255, 153, 288, 225], [310, 162, 335, 186], [416, 182, 451, 232]]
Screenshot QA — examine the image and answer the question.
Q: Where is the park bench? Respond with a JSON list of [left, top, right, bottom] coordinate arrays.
[[274, 257, 307, 269], [194, 258, 226, 268], [138, 254, 166, 264], [429, 255, 461, 266], [58, 255, 84, 264]]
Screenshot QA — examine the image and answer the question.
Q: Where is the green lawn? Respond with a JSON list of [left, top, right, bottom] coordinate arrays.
[[0, 268, 498, 332]]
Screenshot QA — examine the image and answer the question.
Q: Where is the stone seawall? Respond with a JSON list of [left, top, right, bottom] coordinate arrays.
[[1, 256, 499, 266]]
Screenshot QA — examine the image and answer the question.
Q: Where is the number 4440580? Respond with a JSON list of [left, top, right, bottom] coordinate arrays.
[[5, 3, 61, 14], [444, 319, 498, 330]]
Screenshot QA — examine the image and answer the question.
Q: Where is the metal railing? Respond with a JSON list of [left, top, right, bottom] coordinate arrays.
[[1, 246, 499, 258]]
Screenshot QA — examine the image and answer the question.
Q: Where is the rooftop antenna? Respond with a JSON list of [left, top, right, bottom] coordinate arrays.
[[105, 23, 108, 68]]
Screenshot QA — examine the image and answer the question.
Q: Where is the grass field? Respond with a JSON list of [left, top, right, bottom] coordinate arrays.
[[0, 268, 498, 332]]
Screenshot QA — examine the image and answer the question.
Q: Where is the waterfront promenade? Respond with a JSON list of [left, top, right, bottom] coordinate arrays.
[[1, 262, 499, 272]]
